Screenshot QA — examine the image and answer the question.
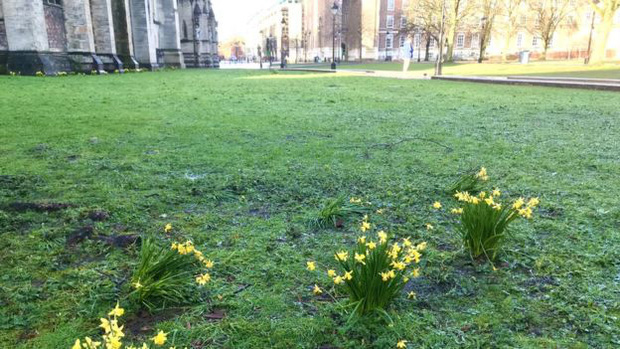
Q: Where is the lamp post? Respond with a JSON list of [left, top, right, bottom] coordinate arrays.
[[281, 17, 287, 69], [331, 2, 339, 70], [385, 31, 390, 61]]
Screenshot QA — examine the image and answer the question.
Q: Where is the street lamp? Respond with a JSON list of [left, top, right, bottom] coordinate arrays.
[[331, 2, 339, 70], [281, 17, 287, 69], [385, 31, 390, 61]]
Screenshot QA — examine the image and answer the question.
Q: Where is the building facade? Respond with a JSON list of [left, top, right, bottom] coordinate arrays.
[[0, 0, 219, 75], [249, 0, 303, 64]]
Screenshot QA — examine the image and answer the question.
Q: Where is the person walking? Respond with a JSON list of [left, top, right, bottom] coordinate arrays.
[[401, 36, 414, 73]]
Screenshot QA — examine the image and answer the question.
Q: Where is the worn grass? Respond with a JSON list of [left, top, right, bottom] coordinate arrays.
[[295, 61, 620, 79], [0, 70, 619, 348]]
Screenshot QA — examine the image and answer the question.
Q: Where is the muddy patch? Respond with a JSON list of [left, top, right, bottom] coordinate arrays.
[[7, 202, 72, 212], [125, 308, 184, 335], [87, 210, 110, 222]]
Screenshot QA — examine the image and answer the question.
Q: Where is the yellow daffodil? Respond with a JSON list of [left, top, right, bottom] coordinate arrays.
[[343, 270, 353, 281], [432, 201, 442, 209], [416, 242, 427, 251], [407, 291, 417, 300], [402, 237, 412, 247], [333, 276, 344, 285], [358, 236, 366, 244], [354, 252, 366, 265], [376, 209, 384, 214], [313, 284, 322, 295], [479, 191, 487, 199], [519, 207, 533, 219], [152, 330, 167, 346], [366, 241, 377, 250], [412, 268, 420, 278], [133, 280, 143, 289], [195, 273, 211, 285], [378, 230, 388, 244], [361, 221, 371, 232], [203, 259, 214, 268], [108, 302, 124, 318], [390, 261, 406, 271], [527, 197, 540, 207], [388, 270, 396, 279], [306, 261, 316, 271], [327, 269, 336, 277], [83, 337, 100, 349], [397, 340, 408, 349], [484, 197, 494, 206], [335, 251, 348, 262], [451, 208, 463, 214], [492, 203, 502, 211], [164, 223, 172, 233], [492, 188, 501, 197], [72, 339, 81, 349], [380, 272, 391, 282], [425, 223, 434, 231], [171, 242, 178, 250], [99, 318, 111, 334], [513, 197, 525, 209], [470, 197, 480, 204], [350, 197, 362, 204]]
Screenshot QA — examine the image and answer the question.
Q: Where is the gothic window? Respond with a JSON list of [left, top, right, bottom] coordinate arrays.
[[44, 0, 62, 6], [183, 20, 188, 39]]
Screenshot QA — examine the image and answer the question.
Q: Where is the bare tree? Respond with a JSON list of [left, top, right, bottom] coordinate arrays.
[[527, 0, 574, 60], [497, 0, 523, 62], [588, 0, 620, 63], [406, 0, 443, 61], [477, 0, 501, 63], [445, 0, 476, 61]]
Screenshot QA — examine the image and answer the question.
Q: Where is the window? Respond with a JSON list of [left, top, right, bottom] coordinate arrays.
[[44, 0, 62, 5], [532, 36, 539, 47], [519, 15, 526, 26], [471, 33, 480, 48], [399, 35, 406, 47], [386, 15, 394, 29], [456, 33, 465, 48], [387, 0, 395, 11], [386, 33, 393, 49], [401, 16, 407, 28], [516, 33, 523, 47], [414, 33, 421, 48], [429, 37, 436, 47], [548, 35, 553, 47]]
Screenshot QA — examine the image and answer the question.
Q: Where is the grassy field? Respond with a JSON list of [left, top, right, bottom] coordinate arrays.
[[1, 70, 619, 348], [293, 61, 620, 79]]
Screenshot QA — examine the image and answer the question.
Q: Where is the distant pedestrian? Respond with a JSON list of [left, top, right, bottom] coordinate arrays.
[[401, 37, 414, 73]]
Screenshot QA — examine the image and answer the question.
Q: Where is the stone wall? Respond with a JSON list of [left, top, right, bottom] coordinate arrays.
[[90, 0, 116, 54], [0, 0, 7, 51], [44, 3, 67, 51]]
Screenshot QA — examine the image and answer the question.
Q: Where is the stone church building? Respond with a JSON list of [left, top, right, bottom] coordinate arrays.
[[0, 0, 219, 75]]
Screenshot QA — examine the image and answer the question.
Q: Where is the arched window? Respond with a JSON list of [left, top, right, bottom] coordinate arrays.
[[183, 20, 188, 39]]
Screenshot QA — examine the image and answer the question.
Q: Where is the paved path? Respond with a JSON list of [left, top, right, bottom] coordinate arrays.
[[432, 75, 620, 92]]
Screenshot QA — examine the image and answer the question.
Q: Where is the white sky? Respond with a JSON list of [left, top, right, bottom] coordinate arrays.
[[212, 0, 278, 42]]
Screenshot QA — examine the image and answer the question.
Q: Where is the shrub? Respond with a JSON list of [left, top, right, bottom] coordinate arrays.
[[448, 167, 489, 194], [309, 196, 371, 229], [452, 190, 539, 261], [130, 238, 214, 309], [309, 216, 426, 317]]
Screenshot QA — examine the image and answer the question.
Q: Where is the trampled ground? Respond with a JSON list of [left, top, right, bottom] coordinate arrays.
[[1, 70, 619, 348], [294, 60, 620, 79]]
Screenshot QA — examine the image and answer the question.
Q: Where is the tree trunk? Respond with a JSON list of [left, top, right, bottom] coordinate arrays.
[[424, 36, 431, 61], [589, 12, 614, 64], [446, 28, 456, 62]]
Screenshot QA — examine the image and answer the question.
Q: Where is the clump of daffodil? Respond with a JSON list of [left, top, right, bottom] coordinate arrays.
[[164, 223, 172, 233], [450, 184, 540, 261], [307, 216, 426, 316], [448, 166, 490, 194], [131, 238, 216, 309], [71, 302, 170, 349]]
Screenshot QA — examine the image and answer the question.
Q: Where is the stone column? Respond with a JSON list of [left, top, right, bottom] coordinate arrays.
[[158, 0, 185, 67], [64, 0, 103, 73], [2, 0, 70, 75], [90, 0, 125, 72], [111, 0, 138, 69], [129, 0, 158, 69]]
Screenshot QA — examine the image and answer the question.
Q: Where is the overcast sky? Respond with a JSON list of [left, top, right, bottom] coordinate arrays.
[[212, 0, 277, 43]]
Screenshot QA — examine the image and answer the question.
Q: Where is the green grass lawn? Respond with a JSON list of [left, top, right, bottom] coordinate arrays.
[[1, 70, 619, 348], [294, 61, 620, 79]]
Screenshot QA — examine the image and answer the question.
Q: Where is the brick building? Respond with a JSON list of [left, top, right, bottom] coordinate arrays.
[[0, 0, 219, 75]]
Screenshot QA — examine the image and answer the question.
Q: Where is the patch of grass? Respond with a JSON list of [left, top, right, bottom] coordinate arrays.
[[0, 70, 619, 348], [309, 196, 370, 229]]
